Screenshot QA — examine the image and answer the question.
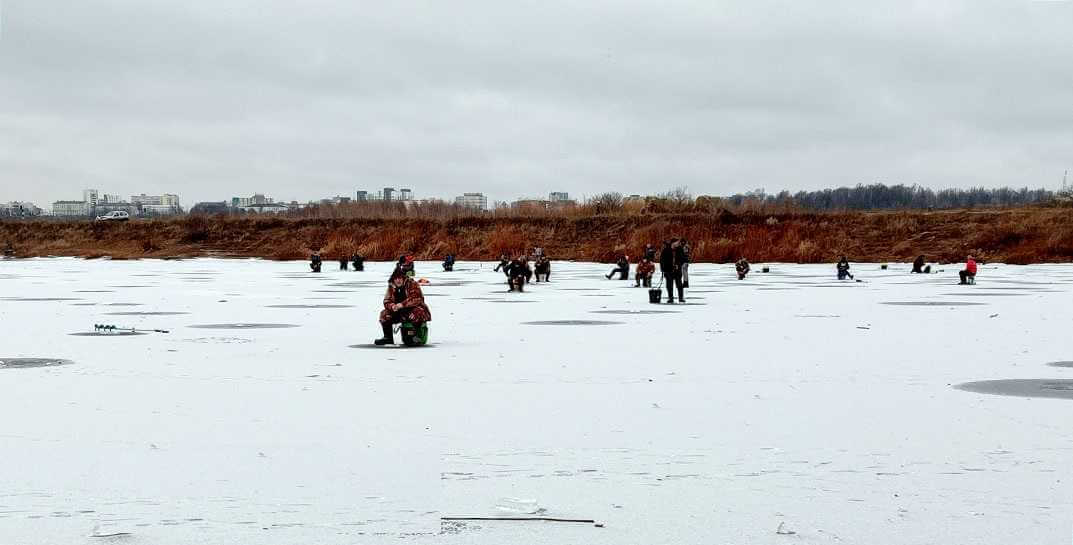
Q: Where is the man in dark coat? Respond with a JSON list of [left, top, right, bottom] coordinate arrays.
[[534, 256, 551, 282], [660, 239, 685, 303], [375, 268, 432, 345], [506, 256, 530, 292], [911, 255, 931, 274], [310, 252, 322, 273], [352, 253, 365, 271], [735, 257, 750, 280]]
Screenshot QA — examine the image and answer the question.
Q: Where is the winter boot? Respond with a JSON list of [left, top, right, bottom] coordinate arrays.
[[374, 322, 394, 345]]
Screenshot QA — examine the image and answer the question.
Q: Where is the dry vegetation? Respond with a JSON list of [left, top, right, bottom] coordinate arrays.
[[4, 203, 1073, 264]]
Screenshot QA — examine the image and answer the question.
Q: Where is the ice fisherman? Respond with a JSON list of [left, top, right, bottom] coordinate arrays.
[[635, 256, 655, 287], [310, 252, 323, 273], [534, 255, 551, 282], [836, 256, 854, 280], [351, 253, 365, 271], [680, 239, 692, 288], [338, 256, 348, 271], [959, 255, 977, 284], [660, 239, 686, 303], [606, 255, 630, 280], [494, 254, 510, 275], [442, 254, 455, 272], [911, 255, 931, 274], [397, 255, 415, 277], [735, 257, 750, 280], [374, 268, 432, 346], [506, 255, 530, 292]]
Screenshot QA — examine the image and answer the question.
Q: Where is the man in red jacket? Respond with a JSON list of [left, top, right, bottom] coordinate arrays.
[[959, 255, 977, 284]]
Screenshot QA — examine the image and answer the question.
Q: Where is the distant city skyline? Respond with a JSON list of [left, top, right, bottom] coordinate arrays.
[[2, 2, 1071, 209]]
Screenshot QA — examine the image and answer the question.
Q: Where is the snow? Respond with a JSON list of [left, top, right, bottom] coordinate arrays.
[[0, 258, 1071, 544]]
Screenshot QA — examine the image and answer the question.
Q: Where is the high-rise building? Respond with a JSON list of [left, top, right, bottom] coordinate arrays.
[[454, 192, 488, 210], [549, 192, 570, 202], [382, 187, 395, 201], [399, 188, 413, 201], [82, 189, 99, 213], [356, 190, 369, 201]]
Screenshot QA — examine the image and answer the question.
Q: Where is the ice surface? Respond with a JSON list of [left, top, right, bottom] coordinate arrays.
[[0, 258, 1071, 544]]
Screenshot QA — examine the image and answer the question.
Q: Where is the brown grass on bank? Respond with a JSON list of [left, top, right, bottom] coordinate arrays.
[[3, 205, 1073, 264]]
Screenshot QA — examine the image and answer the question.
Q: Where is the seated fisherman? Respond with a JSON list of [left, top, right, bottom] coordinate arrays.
[[735, 257, 750, 280], [911, 255, 931, 274], [635, 256, 655, 287], [837, 256, 854, 280], [374, 268, 432, 345], [959, 255, 977, 285]]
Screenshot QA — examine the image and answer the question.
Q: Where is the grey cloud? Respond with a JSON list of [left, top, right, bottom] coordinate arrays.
[[1, 0, 1071, 206]]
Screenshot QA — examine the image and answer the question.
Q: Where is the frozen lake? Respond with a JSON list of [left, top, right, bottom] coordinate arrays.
[[1, 258, 1070, 544]]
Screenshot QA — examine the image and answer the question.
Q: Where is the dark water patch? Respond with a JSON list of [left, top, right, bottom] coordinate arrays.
[[1047, 362, 1073, 368], [71, 303, 98, 306], [523, 320, 624, 326], [938, 292, 1027, 297], [592, 310, 679, 315], [188, 323, 301, 329], [956, 379, 1073, 400], [70, 331, 147, 337], [349, 343, 437, 349], [0, 358, 74, 369], [105, 311, 191, 316], [881, 301, 986, 307], [2, 297, 82, 302], [265, 304, 354, 309]]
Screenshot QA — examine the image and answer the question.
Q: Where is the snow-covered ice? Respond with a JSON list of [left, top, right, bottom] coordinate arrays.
[[1, 258, 1071, 544]]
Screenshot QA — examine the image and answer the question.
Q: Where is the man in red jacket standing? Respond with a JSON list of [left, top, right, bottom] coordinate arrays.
[[959, 255, 977, 285]]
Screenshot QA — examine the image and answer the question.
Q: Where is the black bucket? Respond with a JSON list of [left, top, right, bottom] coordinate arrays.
[[648, 288, 663, 304]]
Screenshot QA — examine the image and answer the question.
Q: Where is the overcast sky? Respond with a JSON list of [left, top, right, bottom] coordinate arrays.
[[1, 1, 1071, 207]]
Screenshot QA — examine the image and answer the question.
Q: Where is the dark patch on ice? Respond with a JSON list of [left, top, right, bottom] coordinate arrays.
[[881, 301, 986, 306], [757, 287, 798, 291], [75, 290, 115, 293], [69, 331, 147, 336], [105, 311, 191, 316], [105, 303, 144, 307], [265, 304, 354, 309], [523, 320, 624, 326], [490, 300, 538, 303], [349, 343, 437, 349], [1047, 361, 1073, 368], [188, 323, 301, 329], [422, 293, 448, 297], [581, 294, 614, 297], [266, 304, 354, 308], [0, 358, 74, 369], [955, 379, 1073, 400], [938, 292, 1027, 297], [592, 310, 679, 314], [108, 285, 154, 288], [71, 303, 99, 306], [2, 297, 82, 302], [562, 288, 600, 291], [462, 297, 496, 301]]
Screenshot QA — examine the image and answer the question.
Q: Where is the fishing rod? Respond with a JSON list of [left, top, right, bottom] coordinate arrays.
[[94, 323, 170, 334]]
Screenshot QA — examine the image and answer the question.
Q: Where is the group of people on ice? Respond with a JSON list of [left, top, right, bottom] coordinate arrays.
[[322, 244, 980, 345], [495, 248, 550, 292]]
